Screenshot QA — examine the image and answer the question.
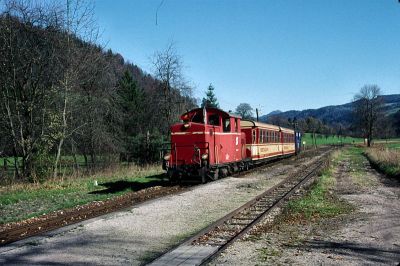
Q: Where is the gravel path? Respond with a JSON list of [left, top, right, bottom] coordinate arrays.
[[0, 155, 322, 265], [210, 149, 400, 266]]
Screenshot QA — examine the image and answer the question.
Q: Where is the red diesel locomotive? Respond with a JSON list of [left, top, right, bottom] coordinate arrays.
[[163, 107, 301, 183]]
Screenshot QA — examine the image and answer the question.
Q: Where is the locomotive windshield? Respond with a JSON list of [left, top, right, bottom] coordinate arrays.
[[191, 113, 204, 123], [208, 114, 220, 126]]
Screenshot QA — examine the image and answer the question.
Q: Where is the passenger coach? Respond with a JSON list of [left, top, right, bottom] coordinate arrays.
[[241, 120, 296, 163]]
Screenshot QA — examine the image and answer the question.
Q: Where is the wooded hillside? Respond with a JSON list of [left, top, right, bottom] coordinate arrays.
[[0, 1, 196, 181]]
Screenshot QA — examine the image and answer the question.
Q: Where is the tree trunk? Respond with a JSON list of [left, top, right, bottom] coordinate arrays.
[[53, 95, 67, 179]]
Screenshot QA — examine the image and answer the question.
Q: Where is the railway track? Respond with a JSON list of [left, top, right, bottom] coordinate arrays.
[[148, 153, 329, 266], [0, 147, 331, 247], [0, 186, 183, 246]]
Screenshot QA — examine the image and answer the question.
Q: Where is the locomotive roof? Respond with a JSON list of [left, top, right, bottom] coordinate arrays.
[[240, 120, 294, 133], [183, 107, 242, 119]]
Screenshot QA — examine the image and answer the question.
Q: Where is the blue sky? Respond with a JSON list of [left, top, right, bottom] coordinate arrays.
[[95, 0, 400, 115]]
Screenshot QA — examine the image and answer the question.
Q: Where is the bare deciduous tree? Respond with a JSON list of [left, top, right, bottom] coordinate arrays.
[[0, 0, 65, 180], [235, 103, 253, 119], [53, 0, 100, 178], [353, 84, 383, 147], [151, 42, 192, 132]]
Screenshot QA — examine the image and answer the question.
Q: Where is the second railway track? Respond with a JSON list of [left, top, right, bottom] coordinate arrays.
[[148, 152, 330, 266]]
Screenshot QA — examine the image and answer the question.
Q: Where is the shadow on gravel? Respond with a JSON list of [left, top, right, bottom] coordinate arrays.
[[89, 174, 169, 194], [297, 239, 400, 264], [378, 175, 400, 189]]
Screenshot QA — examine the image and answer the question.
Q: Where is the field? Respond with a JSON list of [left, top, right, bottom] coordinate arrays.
[[302, 133, 363, 147]]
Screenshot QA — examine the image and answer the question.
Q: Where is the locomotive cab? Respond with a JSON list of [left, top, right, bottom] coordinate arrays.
[[163, 107, 246, 183]]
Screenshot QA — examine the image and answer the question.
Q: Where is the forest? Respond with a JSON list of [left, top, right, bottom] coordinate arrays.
[[0, 1, 196, 182]]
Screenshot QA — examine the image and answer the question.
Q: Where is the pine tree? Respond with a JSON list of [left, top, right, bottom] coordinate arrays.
[[201, 84, 219, 108], [118, 70, 144, 135]]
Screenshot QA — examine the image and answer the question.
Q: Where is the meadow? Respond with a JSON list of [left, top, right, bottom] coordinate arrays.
[[301, 133, 363, 147]]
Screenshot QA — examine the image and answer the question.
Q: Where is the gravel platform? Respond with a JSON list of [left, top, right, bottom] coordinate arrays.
[[0, 156, 320, 265]]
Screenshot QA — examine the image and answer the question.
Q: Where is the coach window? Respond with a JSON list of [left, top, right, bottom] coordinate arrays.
[[223, 118, 231, 132], [208, 114, 220, 126], [259, 130, 263, 143], [252, 130, 256, 143]]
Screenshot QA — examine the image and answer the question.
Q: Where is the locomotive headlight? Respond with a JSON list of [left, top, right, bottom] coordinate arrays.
[[183, 123, 190, 129], [163, 154, 171, 160], [201, 153, 208, 160]]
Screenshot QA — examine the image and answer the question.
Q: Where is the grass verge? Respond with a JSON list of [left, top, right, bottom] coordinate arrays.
[[286, 169, 352, 221], [255, 151, 354, 262], [0, 164, 165, 225], [365, 147, 400, 179]]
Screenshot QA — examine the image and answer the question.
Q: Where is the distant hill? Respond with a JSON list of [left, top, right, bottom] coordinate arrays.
[[260, 94, 400, 127], [266, 110, 282, 116]]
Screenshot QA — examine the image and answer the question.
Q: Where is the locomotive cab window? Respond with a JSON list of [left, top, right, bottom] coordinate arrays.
[[208, 114, 220, 126], [223, 118, 231, 132], [191, 113, 204, 124]]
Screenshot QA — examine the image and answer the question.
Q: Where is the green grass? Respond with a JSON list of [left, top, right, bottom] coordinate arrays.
[[0, 164, 165, 224], [0, 157, 22, 166], [383, 142, 400, 149], [258, 247, 282, 261], [302, 133, 363, 147], [286, 159, 353, 220], [287, 175, 349, 219]]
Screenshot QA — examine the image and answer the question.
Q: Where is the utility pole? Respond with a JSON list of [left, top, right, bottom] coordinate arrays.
[[256, 108, 259, 122]]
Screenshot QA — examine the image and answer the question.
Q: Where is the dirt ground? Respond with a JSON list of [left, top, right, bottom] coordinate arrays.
[[210, 149, 400, 265]]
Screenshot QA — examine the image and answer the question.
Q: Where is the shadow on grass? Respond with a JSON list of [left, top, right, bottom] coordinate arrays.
[[89, 173, 169, 194]]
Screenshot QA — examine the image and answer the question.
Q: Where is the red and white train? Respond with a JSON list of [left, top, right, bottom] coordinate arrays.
[[163, 107, 301, 183]]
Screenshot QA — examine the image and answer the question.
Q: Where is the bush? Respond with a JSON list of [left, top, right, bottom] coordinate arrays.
[[122, 132, 165, 164]]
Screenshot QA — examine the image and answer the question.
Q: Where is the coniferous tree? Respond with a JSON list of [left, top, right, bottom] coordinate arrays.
[[118, 70, 144, 136], [201, 84, 219, 108]]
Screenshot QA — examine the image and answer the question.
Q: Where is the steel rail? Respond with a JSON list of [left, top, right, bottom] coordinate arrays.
[[147, 152, 329, 265], [198, 159, 326, 264]]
